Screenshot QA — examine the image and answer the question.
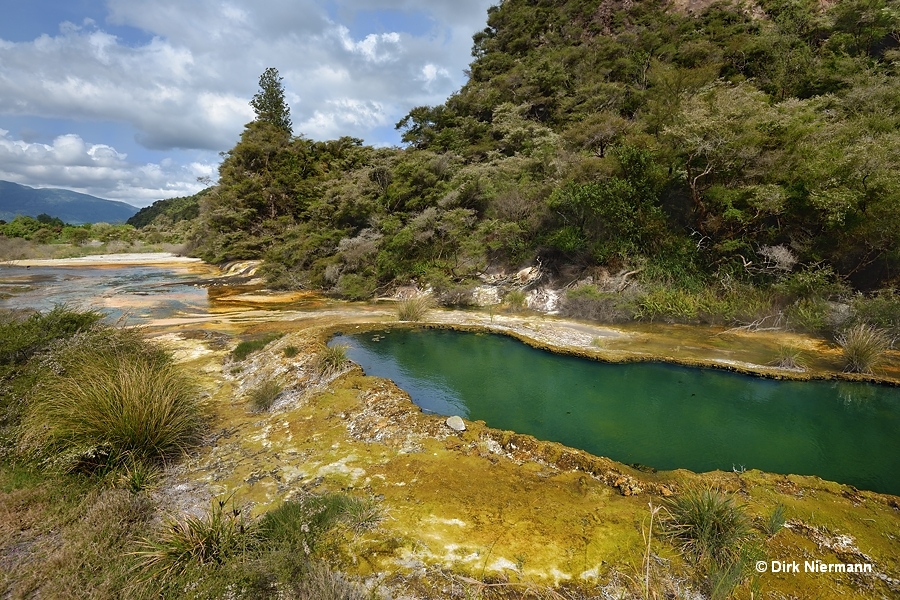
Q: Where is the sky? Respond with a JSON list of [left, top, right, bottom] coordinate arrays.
[[0, 0, 495, 207]]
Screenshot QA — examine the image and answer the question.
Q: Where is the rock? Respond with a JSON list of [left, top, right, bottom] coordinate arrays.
[[445, 416, 466, 432]]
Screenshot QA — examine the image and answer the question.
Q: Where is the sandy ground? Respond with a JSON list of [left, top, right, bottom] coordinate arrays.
[[5, 252, 203, 267]]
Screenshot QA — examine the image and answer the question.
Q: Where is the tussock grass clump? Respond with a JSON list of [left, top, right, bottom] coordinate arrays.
[[21, 328, 200, 472], [258, 492, 382, 555], [313, 344, 348, 377], [282, 345, 299, 358], [134, 492, 377, 595], [135, 496, 251, 580], [837, 324, 890, 374], [232, 333, 283, 361], [397, 295, 434, 322], [247, 379, 283, 412], [662, 488, 751, 565], [773, 345, 805, 370]]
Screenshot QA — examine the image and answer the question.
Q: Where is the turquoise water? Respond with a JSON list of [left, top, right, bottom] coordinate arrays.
[[332, 328, 900, 496]]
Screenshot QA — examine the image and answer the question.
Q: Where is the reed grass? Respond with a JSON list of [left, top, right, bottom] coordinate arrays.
[[397, 295, 434, 322], [762, 504, 786, 536], [837, 324, 890, 374]]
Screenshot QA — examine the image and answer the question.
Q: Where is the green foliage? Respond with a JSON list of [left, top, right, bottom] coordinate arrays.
[[850, 290, 900, 340], [836, 324, 890, 374], [258, 492, 382, 555], [189, 0, 900, 306], [127, 192, 202, 229], [0, 306, 102, 372], [135, 491, 377, 597], [335, 272, 376, 300], [232, 333, 283, 361], [0, 307, 105, 438], [560, 285, 635, 323], [20, 327, 201, 472], [504, 289, 527, 311]]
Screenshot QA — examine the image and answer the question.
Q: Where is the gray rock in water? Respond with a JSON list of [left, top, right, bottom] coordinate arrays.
[[445, 415, 466, 431]]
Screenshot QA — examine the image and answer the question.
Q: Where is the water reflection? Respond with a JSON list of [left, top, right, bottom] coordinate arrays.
[[0, 264, 212, 323], [334, 328, 900, 496]]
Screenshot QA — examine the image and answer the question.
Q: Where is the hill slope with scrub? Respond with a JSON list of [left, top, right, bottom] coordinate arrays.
[[152, 0, 900, 331]]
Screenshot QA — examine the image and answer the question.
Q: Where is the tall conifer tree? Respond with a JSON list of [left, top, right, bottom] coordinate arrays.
[[250, 67, 292, 134]]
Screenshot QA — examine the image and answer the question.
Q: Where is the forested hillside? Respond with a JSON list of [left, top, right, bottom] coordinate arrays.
[[165, 0, 898, 327]]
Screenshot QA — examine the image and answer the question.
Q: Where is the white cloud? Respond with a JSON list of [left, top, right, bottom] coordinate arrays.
[[0, 130, 214, 206], [0, 0, 494, 201]]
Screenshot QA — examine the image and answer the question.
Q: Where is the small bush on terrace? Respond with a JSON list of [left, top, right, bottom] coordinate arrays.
[[773, 346, 805, 370], [135, 491, 376, 598], [504, 289, 527, 312], [258, 492, 383, 555], [247, 379, 284, 412], [134, 495, 251, 580]]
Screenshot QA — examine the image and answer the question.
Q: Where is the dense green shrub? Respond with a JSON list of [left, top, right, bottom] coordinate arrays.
[[559, 285, 635, 322], [0, 306, 102, 372]]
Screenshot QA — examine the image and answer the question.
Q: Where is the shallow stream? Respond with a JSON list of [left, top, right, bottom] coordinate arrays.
[[333, 328, 900, 496]]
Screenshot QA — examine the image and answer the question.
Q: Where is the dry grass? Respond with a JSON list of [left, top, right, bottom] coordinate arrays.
[[772, 345, 805, 370]]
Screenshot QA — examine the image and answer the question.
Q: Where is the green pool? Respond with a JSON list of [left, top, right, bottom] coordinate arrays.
[[332, 328, 900, 496]]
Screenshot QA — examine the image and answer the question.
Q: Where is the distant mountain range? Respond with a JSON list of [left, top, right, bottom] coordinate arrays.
[[0, 180, 138, 225]]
